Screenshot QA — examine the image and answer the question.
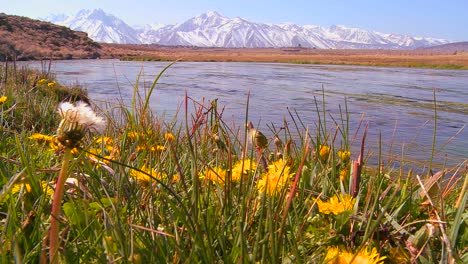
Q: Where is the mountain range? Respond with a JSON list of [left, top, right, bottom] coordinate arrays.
[[42, 9, 450, 49]]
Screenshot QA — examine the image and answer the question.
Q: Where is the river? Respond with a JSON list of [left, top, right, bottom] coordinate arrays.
[[23, 59, 467, 167]]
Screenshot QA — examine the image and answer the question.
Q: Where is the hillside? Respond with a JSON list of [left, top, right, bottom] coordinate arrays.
[[419, 41, 468, 53], [0, 13, 101, 61]]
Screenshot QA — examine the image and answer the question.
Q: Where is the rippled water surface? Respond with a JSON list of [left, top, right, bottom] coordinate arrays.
[[24, 60, 467, 166]]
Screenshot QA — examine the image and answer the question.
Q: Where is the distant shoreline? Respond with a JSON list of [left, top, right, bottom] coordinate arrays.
[[100, 44, 468, 70]]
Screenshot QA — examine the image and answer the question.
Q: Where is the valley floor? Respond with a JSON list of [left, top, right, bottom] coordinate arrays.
[[101, 44, 468, 69]]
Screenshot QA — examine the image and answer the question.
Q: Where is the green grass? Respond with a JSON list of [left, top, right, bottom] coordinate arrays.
[[0, 64, 467, 263]]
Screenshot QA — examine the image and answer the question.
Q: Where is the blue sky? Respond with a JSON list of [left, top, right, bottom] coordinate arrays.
[[1, 0, 466, 41]]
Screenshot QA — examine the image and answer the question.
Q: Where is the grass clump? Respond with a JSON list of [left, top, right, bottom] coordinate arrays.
[[0, 63, 467, 263]]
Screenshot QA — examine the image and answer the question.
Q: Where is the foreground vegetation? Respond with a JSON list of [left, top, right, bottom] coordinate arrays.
[[0, 64, 467, 263]]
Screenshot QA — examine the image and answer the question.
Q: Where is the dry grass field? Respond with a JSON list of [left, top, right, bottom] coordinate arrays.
[[102, 43, 468, 69]]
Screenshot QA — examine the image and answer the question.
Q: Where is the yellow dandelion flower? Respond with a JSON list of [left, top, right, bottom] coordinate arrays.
[[127, 131, 140, 140], [11, 181, 54, 196], [130, 164, 166, 183], [150, 145, 166, 152], [200, 167, 226, 185], [171, 174, 180, 183], [164, 132, 175, 142], [47, 82, 56, 87], [11, 183, 32, 194], [339, 168, 348, 181], [29, 133, 54, 143], [95, 136, 113, 145], [231, 159, 257, 182], [70, 148, 80, 155], [319, 145, 330, 160], [136, 145, 146, 152], [317, 194, 355, 215], [38, 78, 47, 84], [257, 159, 293, 196], [324, 246, 386, 264], [0, 96, 7, 104], [337, 150, 351, 163]]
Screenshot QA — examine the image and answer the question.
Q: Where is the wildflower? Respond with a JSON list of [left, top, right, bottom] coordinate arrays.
[[231, 159, 257, 182], [47, 82, 56, 87], [56, 101, 105, 148], [339, 168, 348, 181], [319, 145, 330, 160], [0, 96, 7, 104], [95, 136, 113, 145], [150, 145, 166, 152], [324, 246, 386, 264], [127, 131, 140, 140], [136, 145, 146, 152], [29, 133, 58, 151], [257, 159, 294, 196], [164, 132, 175, 142], [317, 194, 355, 215], [200, 167, 227, 185], [337, 150, 351, 163], [11, 181, 54, 196], [130, 164, 167, 183], [38, 78, 47, 84]]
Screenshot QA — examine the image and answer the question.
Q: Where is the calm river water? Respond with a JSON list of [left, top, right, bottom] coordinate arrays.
[[24, 59, 467, 167]]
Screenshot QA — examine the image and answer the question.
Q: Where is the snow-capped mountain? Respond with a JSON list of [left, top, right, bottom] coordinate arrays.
[[42, 9, 449, 49], [43, 9, 141, 44]]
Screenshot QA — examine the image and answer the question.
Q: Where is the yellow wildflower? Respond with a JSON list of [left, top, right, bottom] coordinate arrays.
[[29, 133, 54, 143], [201, 167, 227, 185], [95, 136, 113, 145], [337, 150, 351, 163], [130, 164, 166, 183], [29, 133, 59, 151], [324, 246, 386, 264], [150, 145, 166, 152], [164, 132, 175, 142], [257, 159, 293, 196], [0, 96, 7, 104], [171, 174, 180, 183], [47, 82, 56, 87], [317, 194, 355, 215], [11, 181, 54, 196], [319, 145, 330, 160], [127, 131, 140, 140], [339, 168, 348, 181], [38, 78, 47, 84], [136, 145, 146, 152], [231, 159, 257, 182]]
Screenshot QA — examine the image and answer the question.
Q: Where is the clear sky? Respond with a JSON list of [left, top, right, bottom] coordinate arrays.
[[1, 0, 466, 41]]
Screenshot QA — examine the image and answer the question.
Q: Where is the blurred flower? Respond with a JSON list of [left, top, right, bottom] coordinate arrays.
[[56, 101, 105, 148], [317, 194, 355, 215], [47, 82, 56, 87], [11, 181, 54, 196], [200, 167, 227, 185], [29, 133, 58, 151], [150, 145, 166, 152], [257, 159, 293, 196], [95, 136, 113, 145], [324, 246, 386, 264], [231, 159, 257, 182], [164, 132, 175, 142], [130, 164, 167, 183], [319, 145, 330, 160], [339, 168, 348, 182], [337, 150, 351, 163], [127, 131, 140, 140], [0, 96, 7, 104], [38, 78, 47, 84]]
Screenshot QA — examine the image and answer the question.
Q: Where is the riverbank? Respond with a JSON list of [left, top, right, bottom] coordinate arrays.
[[1, 65, 467, 262], [102, 44, 468, 69]]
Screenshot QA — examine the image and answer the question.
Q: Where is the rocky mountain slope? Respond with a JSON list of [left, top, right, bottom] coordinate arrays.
[[0, 13, 101, 60], [43, 9, 449, 49]]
